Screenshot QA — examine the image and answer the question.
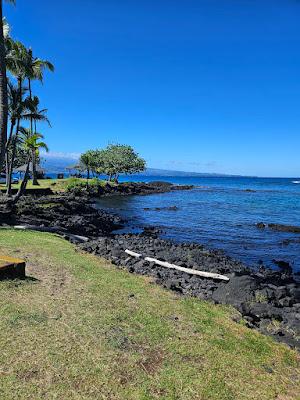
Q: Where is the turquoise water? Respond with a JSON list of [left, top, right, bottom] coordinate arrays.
[[96, 176, 300, 272]]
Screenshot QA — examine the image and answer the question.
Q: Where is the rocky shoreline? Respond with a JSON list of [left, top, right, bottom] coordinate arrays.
[[0, 181, 193, 236], [0, 194, 122, 237], [93, 181, 194, 196], [79, 231, 300, 349], [0, 186, 299, 349]]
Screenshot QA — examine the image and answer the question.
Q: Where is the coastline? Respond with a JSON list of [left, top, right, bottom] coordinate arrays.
[[1, 229, 298, 399], [80, 231, 300, 349], [0, 183, 299, 349], [94, 177, 300, 273]]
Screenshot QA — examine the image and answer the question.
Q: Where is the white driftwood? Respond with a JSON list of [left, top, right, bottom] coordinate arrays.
[[13, 225, 89, 243], [125, 249, 229, 281], [125, 249, 142, 258]]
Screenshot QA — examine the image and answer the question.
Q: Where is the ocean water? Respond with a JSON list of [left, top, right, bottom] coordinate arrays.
[[95, 176, 300, 272]]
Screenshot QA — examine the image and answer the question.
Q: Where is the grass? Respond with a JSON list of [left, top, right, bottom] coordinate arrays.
[[0, 178, 71, 192], [0, 178, 115, 193], [0, 229, 299, 399]]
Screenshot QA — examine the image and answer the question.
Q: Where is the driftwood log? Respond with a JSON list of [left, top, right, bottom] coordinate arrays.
[[125, 249, 230, 281], [12, 225, 89, 243]]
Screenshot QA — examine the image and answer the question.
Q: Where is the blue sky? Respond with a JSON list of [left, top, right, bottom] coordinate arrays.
[[5, 0, 300, 177]]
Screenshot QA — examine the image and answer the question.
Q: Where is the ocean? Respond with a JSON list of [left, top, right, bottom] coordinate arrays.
[[94, 176, 300, 273]]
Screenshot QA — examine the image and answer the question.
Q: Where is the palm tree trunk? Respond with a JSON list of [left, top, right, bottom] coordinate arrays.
[[6, 119, 15, 147], [6, 133, 17, 196], [32, 149, 38, 185], [5, 120, 15, 185], [13, 154, 31, 203], [0, 0, 8, 176], [28, 78, 33, 131], [6, 77, 23, 195], [30, 102, 39, 185], [6, 117, 20, 196]]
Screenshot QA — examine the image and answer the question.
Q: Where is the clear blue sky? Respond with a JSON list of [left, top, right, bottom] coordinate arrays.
[[5, 0, 300, 177]]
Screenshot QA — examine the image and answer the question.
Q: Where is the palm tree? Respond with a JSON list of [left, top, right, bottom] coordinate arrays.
[[80, 151, 94, 183], [6, 39, 31, 94], [5, 79, 27, 191], [25, 48, 53, 139], [23, 95, 50, 130], [0, 0, 15, 176], [14, 128, 48, 201], [22, 95, 50, 185], [5, 39, 31, 143], [27, 48, 54, 93], [7, 79, 26, 144], [5, 40, 30, 194], [7, 44, 53, 186]]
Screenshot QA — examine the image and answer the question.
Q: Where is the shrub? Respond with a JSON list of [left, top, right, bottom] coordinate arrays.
[[66, 178, 107, 195], [66, 178, 87, 195]]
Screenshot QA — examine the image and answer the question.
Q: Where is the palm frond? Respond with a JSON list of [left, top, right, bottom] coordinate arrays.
[[37, 141, 49, 152], [27, 48, 54, 82], [22, 95, 51, 126], [3, 17, 10, 38], [6, 39, 32, 79], [7, 80, 29, 120]]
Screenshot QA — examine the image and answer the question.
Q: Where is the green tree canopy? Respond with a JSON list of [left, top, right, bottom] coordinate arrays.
[[80, 149, 99, 179], [80, 144, 146, 182]]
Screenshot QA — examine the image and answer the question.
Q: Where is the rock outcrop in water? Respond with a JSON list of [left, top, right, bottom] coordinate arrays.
[[256, 222, 300, 233], [72, 181, 194, 197], [144, 206, 179, 211]]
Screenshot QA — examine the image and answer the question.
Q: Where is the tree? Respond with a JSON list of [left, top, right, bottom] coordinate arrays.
[[7, 141, 27, 168], [26, 48, 53, 161], [5, 79, 28, 192], [14, 128, 48, 201], [7, 79, 26, 142], [23, 95, 50, 129], [84, 144, 146, 183], [80, 150, 98, 183], [0, 0, 15, 177], [26, 48, 54, 94], [4, 34, 53, 190], [22, 95, 50, 185], [5, 39, 31, 195], [1, 12, 54, 199]]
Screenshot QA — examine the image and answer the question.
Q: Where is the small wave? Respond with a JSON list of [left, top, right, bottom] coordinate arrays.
[[292, 181, 300, 184]]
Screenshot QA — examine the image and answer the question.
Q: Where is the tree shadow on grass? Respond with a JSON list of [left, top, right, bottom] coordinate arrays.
[[0, 275, 40, 283]]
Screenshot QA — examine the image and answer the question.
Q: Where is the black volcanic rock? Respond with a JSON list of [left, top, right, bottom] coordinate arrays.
[[144, 206, 179, 211], [211, 275, 259, 308], [67, 181, 194, 198], [256, 222, 300, 233], [79, 233, 300, 349], [2, 194, 123, 237], [1, 189, 299, 349], [268, 223, 300, 233]]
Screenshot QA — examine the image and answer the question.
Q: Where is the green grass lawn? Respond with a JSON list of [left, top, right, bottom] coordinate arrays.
[[0, 178, 70, 192], [0, 230, 299, 400], [0, 177, 117, 193]]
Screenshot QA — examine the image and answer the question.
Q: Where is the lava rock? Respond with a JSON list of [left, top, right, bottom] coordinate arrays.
[[79, 233, 300, 349]]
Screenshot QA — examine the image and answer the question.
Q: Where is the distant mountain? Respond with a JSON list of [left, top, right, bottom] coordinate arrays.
[[41, 155, 237, 177], [140, 168, 235, 177], [41, 155, 77, 174]]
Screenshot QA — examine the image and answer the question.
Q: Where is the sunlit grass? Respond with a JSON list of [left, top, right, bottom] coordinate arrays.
[[0, 178, 113, 193], [0, 178, 69, 192], [0, 229, 298, 399]]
